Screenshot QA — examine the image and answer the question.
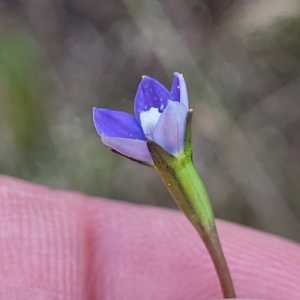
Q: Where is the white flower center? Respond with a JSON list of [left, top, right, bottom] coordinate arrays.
[[140, 107, 161, 137]]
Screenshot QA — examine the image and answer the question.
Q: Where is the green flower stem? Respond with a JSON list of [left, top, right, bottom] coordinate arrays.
[[147, 110, 236, 298]]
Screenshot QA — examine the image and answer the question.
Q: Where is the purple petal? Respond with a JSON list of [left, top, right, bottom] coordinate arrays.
[[134, 76, 170, 123], [152, 101, 187, 155], [170, 72, 189, 109], [102, 136, 153, 164], [93, 108, 146, 140]]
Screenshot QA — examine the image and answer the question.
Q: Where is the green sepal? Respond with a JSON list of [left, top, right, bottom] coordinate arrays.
[[183, 109, 193, 158]]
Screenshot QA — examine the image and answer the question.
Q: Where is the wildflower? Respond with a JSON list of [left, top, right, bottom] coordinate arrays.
[[93, 72, 188, 164], [92, 72, 236, 298]]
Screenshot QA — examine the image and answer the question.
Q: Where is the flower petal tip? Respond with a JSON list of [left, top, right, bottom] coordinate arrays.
[[134, 75, 170, 122], [171, 72, 188, 109], [93, 108, 146, 140]]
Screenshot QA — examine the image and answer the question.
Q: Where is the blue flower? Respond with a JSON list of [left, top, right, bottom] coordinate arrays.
[[93, 72, 189, 164]]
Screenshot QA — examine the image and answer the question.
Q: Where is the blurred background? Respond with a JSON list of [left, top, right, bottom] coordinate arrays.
[[1, 0, 300, 241]]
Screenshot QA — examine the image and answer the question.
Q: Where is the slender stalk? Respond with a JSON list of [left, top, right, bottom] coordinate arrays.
[[203, 226, 236, 298], [147, 110, 236, 298], [153, 156, 236, 298]]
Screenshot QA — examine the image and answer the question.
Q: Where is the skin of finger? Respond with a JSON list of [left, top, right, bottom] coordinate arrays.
[[0, 176, 299, 300]]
